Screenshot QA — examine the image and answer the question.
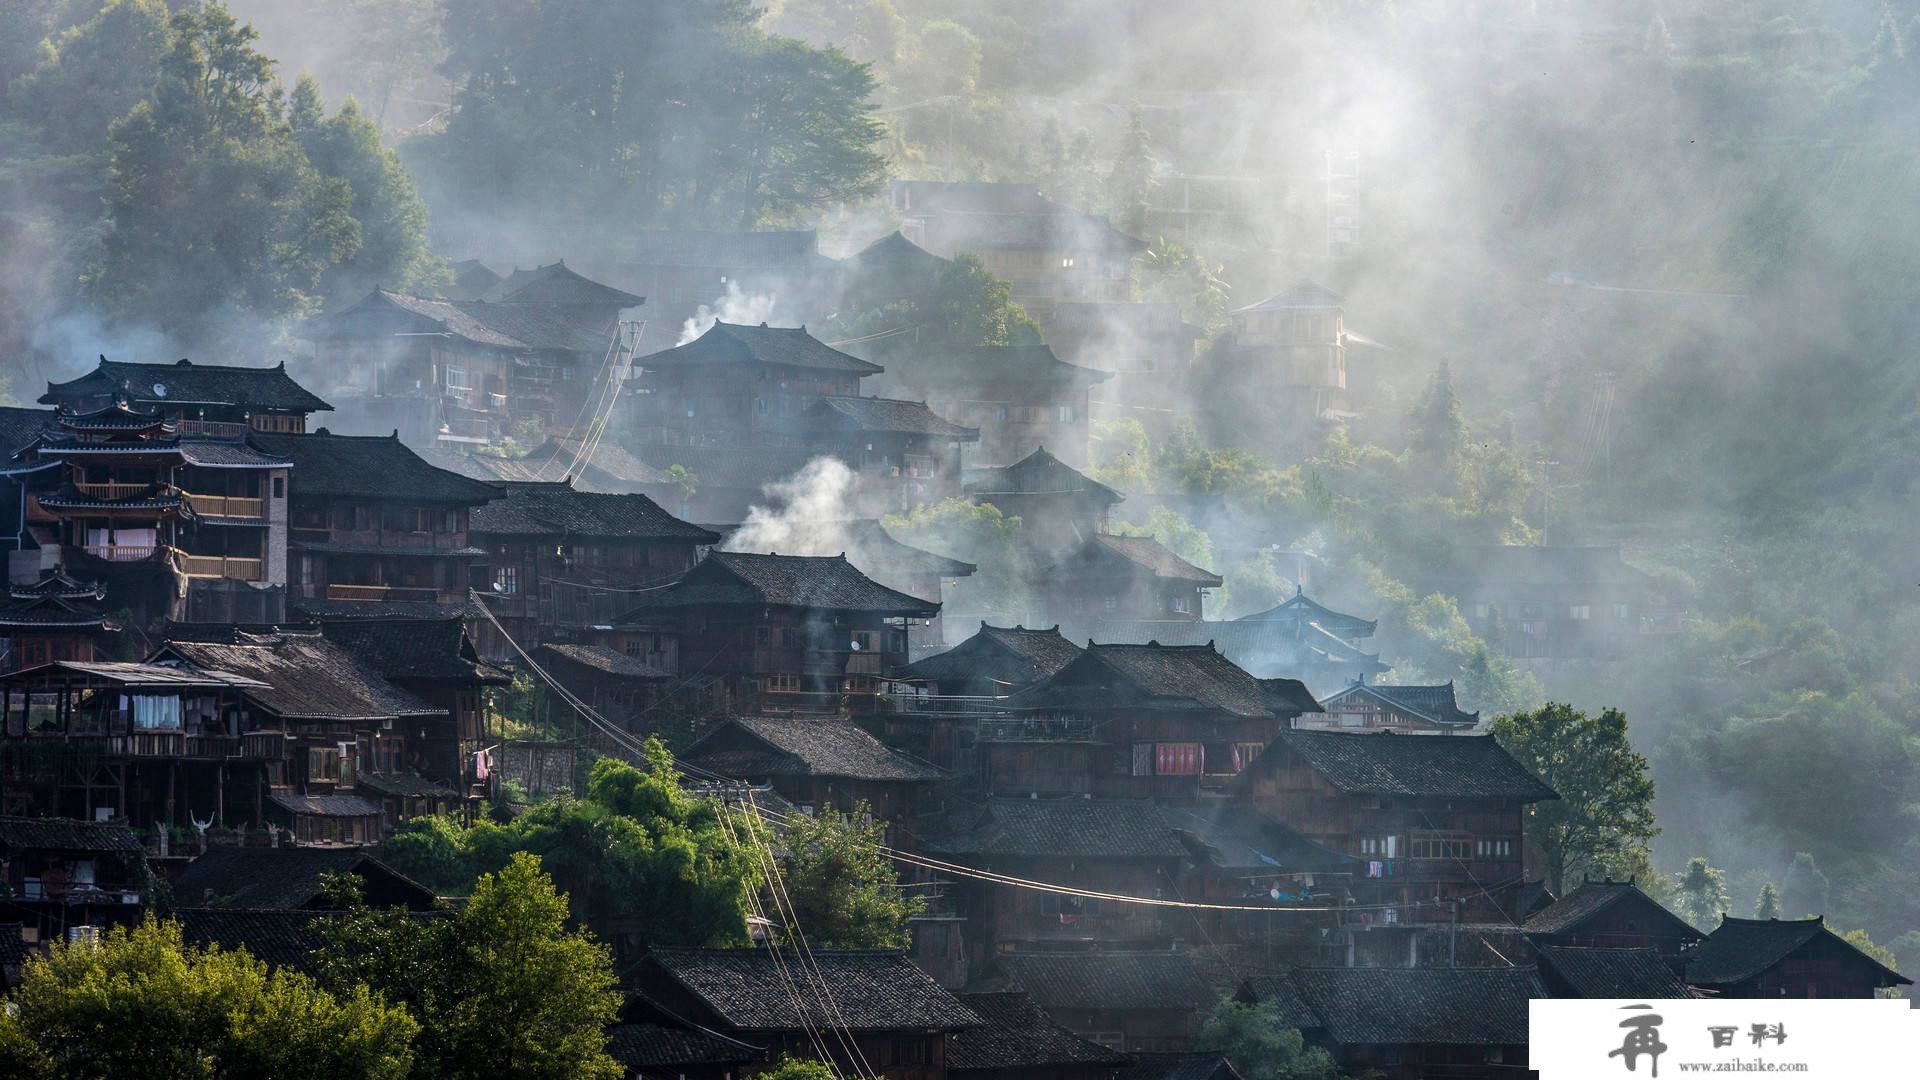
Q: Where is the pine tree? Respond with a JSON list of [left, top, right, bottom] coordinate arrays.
[[1755, 881, 1781, 919], [1410, 361, 1468, 461], [1674, 857, 1729, 931]]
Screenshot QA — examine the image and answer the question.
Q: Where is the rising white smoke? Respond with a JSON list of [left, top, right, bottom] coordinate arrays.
[[676, 280, 779, 345], [724, 457, 859, 555]]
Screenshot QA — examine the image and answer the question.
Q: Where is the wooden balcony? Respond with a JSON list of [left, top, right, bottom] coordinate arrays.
[[81, 544, 156, 562], [75, 481, 153, 500], [325, 583, 439, 603], [180, 555, 264, 581], [8, 729, 288, 760], [185, 492, 265, 518]]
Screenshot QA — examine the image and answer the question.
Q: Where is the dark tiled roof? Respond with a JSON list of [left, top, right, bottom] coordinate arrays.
[[633, 444, 809, 490], [874, 342, 1111, 388], [356, 773, 460, 799], [161, 632, 444, 722], [685, 716, 944, 782], [839, 520, 977, 579], [842, 230, 952, 276], [444, 259, 503, 299], [167, 847, 431, 909], [1258, 678, 1322, 716], [1270, 731, 1559, 801], [604, 1023, 757, 1070], [948, 992, 1128, 1071], [617, 552, 938, 618], [644, 947, 978, 1031], [0, 594, 111, 629], [318, 290, 612, 353], [965, 446, 1122, 503], [174, 908, 337, 974], [1233, 976, 1324, 1029], [11, 571, 105, 601], [177, 439, 292, 468], [1236, 590, 1377, 639], [801, 395, 978, 440], [1455, 545, 1653, 587], [0, 816, 141, 853], [1161, 805, 1357, 875], [321, 617, 507, 684], [419, 442, 670, 488], [1075, 534, 1222, 586], [266, 792, 385, 818], [536, 643, 672, 679], [293, 598, 479, 621], [470, 486, 717, 541], [637, 322, 883, 375], [1017, 643, 1274, 718], [41, 358, 333, 413], [1319, 682, 1478, 727], [896, 623, 1082, 687], [1286, 966, 1546, 1046], [1521, 879, 1699, 940], [991, 951, 1220, 1012], [493, 260, 644, 308], [252, 431, 499, 504], [0, 406, 54, 454], [1537, 946, 1693, 999], [1116, 1053, 1240, 1080], [929, 799, 1186, 859], [1684, 916, 1912, 987]]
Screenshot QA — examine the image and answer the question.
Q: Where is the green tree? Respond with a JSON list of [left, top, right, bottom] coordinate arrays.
[[376, 743, 756, 949], [421, 0, 885, 229], [1, 918, 416, 1080], [89, 1, 359, 349], [1489, 702, 1658, 894], [1136, 235, 1229, 332], [1196, 997, 1342, 1080], [760, 1055, 840, 1080], [884, 497, 1034, 623], [319, 852, 622, 1080], [1754, 881, 1780, 919], [10, 0, 171, 155], [1779, 851, 1830, 918], [291, 77, 444, 301], [1674, 856, 1730, 932], [774, 801, 923, 949], [1410, 360, 1468, 461], [925, 252, 1042, 346]]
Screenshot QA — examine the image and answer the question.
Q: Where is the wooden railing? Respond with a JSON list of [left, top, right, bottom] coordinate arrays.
[[326, 583, 439, 603], [185, 492, 265, 518], [75, 482, 152, 500], [174, 419, 250, 437], [81, 545, 156, 562], [179, 555, 264, 581], [10, 729, 289, 760]]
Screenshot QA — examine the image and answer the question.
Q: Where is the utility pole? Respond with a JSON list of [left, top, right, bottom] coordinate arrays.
[[1449, 897, 1459, 967]]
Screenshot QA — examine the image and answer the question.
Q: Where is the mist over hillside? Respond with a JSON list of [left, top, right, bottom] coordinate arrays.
[[4, 0, 1918, 979]]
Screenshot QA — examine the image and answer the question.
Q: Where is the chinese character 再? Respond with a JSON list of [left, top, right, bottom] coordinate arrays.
[[1707, 1026, 1737, 1048], [1749, 1023, 1787, 1046], [1610, 1006, 1667, 1076]]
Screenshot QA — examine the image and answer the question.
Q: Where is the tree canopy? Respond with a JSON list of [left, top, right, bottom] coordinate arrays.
[[0, 918, 417, 1080], [773, 802, 923, 949], [1490, 702, 1658, 895]]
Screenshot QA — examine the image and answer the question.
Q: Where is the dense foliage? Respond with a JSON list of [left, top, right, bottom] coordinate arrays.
[[0, 919, 418, 1080], [1196, 996, 1343, 1080], [773, 802, 924, 949], [1490, 703, 1660, 896], [317, 852, 624, 1080], [377, 743, 756, 949]]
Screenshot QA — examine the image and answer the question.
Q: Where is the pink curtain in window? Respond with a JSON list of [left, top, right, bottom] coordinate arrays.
[[1156, 743, 1202, 775]]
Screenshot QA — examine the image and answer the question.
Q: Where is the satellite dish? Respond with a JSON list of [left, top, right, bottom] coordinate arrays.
[[152, 382, 168, 397]]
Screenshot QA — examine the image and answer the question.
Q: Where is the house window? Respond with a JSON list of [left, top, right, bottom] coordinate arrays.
[[1410, 832, 1472, 860], [1170, 595, 1190, 614], [1613, 602, 1630, 620], [755, 627, 772, 647], [765, 674, 801, 693], [1155, 742, 1203, 775], [1132, 743, 1154, 776], [494, 566, 518, 594], [1569, 604, 1591, 620], [1056, 405, 1075, 423], [272, 476, 285, 499], [444, 365, 470, 391], [1475, 839, 1513, 858], [1231, 742, 1264, 771], [1359, 835, 1398, 857]]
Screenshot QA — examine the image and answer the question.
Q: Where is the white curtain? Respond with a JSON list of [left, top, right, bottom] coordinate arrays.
[[131, 695, 182, 730]]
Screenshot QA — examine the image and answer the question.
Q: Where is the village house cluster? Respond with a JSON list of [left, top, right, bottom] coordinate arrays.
[[0, 195, 1894, 1080]]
